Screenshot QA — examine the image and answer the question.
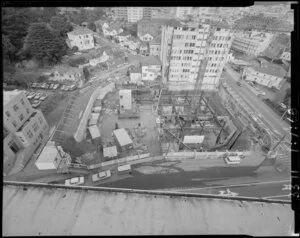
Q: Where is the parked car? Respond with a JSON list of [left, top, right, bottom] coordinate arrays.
[[280, 103, 287, 109], [53, 84, 59, 89], [27, 92, 37, 100], [92, 170, 111, 182], [65, 177, 84, 186], [32, 82, 38, 88], [34, 93, 41, 100], [32, 101, 41, 108], [40, 94, 48, 101]]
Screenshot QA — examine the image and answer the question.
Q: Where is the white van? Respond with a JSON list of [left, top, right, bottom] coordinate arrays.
[[92, 170, 111, 182], [117, 164, 131, 173], [224, 156, 241, 165]]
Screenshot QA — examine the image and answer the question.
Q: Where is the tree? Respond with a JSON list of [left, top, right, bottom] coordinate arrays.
[[83, 66, 90, 80], [87, 22, 96, 32], [22, 23, 67, 66], [50, 16, 73, 37], [68, 11, 87, 25], [2, 35, 17, 61], [40, 7, 57, 22]]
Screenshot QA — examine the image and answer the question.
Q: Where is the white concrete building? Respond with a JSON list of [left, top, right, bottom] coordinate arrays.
[[141, 57, 162, 81], [129, 66, 142, 84], [119, 89, 132, 110], [243, 62, 286, 89], [3, 91, 49, 175], [127, 7, 144, 23], [231, 30, 274, 57], [67, 28, 95, 51], [175, 7, 192, 20], [160, 22, 233, 90]]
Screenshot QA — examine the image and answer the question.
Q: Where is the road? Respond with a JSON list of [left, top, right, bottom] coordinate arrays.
[[223, 64, 291, 142]]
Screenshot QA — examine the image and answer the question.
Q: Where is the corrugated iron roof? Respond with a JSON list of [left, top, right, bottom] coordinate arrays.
[[113, 128, 132, 146]]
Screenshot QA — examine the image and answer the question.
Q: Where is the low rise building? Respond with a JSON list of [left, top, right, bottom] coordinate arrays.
[[52, 66, 85, 86], [87, 125, 101, 145], [119, 89, 132, 110], [67, 28, 95, 51], [139, 33, 154, 42], [103, 146, 118, 160], [125, 36, 140, 50], [115, 31, 131, 42], [149, 37, 161, 56], [3, 91, 49, 176], [113, 128, 133, 151], [129, 66, 142, 84], [139, 42, 149, 56], [231, 30, 274, 57], [141, 57, 162, 81], [244, 61, 286, 89], [35, 141, 71, 170]]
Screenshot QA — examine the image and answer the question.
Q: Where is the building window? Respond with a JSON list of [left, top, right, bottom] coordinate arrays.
[[5, 111, 11, 117], [12, 121, 17, 128], [9, 142, 20, 154], [13, 104, 19, 112], [33, 122, 39, 132], [27, 130, 33, 139], [19, 114, 24, 121]]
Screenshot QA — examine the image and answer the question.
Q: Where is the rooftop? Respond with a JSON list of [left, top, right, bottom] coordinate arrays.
[[103, 146, 118, 158], [183, 135, 205, 144], [118, 31, 131, 37], [3, 90, 25, 106], [141, 56, 162, 66], [252, 61, 287, 78], [54, 66, 83, 75], [68, 27, 94, 36], [35, 141, 58, 164], [113, 128, 133, 146], [3, 182, 293, 236], [88, 125, 101, 138], [149, 36, 161, 45], [130, 66, 142, 73]]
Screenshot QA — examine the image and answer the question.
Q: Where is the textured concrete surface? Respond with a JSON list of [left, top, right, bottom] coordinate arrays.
[[3, 182, 293, 236]]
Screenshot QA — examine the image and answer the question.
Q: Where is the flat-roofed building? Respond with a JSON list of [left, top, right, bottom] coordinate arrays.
[[67, 28, 95, 51], [113, 128, 133, 151], [119, 89, 132, 110], [103, 146, 118, 160], [87, 125, 101, 145], [3, 91, 49, 176]]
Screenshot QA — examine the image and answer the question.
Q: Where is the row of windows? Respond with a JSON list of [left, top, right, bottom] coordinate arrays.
[[214, 36, 231, 41], [208, 56, 225, 61], [185, 42, 195, 47], [79, 35, 90, 39]]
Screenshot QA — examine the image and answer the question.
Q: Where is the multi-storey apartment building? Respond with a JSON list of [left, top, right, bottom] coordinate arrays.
[[3, 91, 49, 176], [143, 7, 152, 20], [160, 21, 233, 90], [175, 7, 193, 20], [127, 7, 144, 23], [231, 30, 274, 57], [111, 7, 127, 21]]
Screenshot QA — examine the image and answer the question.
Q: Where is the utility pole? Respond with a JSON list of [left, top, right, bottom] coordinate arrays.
[[280, 108, 289, 120]]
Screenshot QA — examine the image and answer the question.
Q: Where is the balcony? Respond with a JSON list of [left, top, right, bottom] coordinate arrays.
[[16, 111, 38, 133]]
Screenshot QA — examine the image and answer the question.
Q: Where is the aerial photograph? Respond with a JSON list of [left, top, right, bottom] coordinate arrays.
[[3, 3, 298, 236]]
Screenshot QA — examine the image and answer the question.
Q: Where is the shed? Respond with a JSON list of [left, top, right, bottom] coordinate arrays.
[[183, 135, 205, 144], [88, 125, 101, 145], [103, 146, 118, 159], [113, 128, 133, 151], [89, 113, 100, 126], [35, 142, 62, 170]]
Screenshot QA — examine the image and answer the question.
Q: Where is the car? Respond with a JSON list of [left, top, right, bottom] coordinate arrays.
[[92, 170, 111, 182], [53, 84, 59, 89], [40, 94, 48, 101], [27, 92, 37, 100], [34, 93, 41, 100], [61, 85, 66, 90], [280, 103, 287, 109], [65, 177, 84, 186], [32, 82, 38, 88], [224, 156, 241, 165], [32, 101, 41, 108]]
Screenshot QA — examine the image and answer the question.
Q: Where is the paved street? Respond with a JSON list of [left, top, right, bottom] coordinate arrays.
[[224, 65, 290, 137]]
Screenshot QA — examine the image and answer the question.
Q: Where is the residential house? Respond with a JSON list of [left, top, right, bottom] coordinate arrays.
[[94, 19, 109, 33], [243, 61, 287, 89], [149, 37, 161, 56], [52, 66, 85, 86], [141, 56, 162, 81], [139, 33, 154, 42], [113, 128, 133, 151], [67, 28, 95, 51], [103, 22, 123, 37], [125, 36, 140, 50], [129, 66, 142, 84], [139, 41, 149, 56], [3, 91, 49, 176], [119, 89, 132, 110], [115, 31, 131, 43]]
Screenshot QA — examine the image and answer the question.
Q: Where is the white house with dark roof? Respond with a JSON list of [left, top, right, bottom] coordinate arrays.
[[52, 66, 85, 86], [129, 66, 142, 84], [139, 33, 154, 42], [139, 42, 149, 56], [243, 61, 287, 89], [115, 31, 131, 42], [141, 57, 162, 81], [67, 28, 95, 51]]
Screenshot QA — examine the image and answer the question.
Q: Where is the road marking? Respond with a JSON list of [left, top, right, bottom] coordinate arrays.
[[262, 194, 291, 199], [173, 180, 291, 192]]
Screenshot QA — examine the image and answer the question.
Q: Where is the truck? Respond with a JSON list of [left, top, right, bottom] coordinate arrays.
[[92, 170, 111, 182]]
